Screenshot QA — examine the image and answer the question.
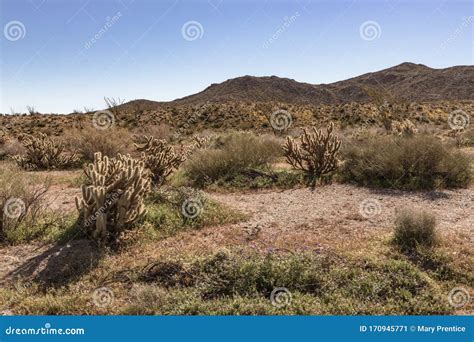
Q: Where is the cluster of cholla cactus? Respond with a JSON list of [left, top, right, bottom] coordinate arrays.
[[75, 152, 151, 245], [283, 122, 341, 187], [13, 133, 78, 170], [391, 119, 418, 136], [135, 136, 186, 185]]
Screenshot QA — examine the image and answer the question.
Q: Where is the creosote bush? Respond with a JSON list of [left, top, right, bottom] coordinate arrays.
[[13, 133, 79, 170], [341, 135, 471, 190], [393, 208, 438, 252], [184, 132, 282, 187], [75, 152, 151, 245], [284, 122, 341, 186]]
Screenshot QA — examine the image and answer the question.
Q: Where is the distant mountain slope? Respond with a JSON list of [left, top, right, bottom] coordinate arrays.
[[117, 63, 473, 112], [170, 62, 473, 105]]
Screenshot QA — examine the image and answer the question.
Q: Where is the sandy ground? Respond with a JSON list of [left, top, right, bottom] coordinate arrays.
[[1, 183, 472, 285]]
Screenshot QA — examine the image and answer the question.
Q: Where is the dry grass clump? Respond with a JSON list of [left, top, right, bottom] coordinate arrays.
[[63, 126, 133, 162], [341, 135, 471, 190], [0, 164, 50, 242], [184, 132, 282, 187], [393, 208, 438, 251]]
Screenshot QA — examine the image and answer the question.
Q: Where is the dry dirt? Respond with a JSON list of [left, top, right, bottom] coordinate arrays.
[[1, 183, 472, 284]]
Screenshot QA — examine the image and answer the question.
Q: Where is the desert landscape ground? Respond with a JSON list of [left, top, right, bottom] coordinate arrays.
[[0, 63, 473, 316]]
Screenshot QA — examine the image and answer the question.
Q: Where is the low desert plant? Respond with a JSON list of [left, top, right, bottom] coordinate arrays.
[[75, 152, 151, 245], [341, 135, 471, 190], [13, 133, 79, 170], [136, 136, 186, 185], [393, 208, 438, 251], [0, 164, 50, 242], [184, 132, 282, 187], [283, 122, 341, 186], [63, 126, 132, 162]]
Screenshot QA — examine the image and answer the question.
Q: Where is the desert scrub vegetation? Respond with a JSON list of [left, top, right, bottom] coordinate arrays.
[[75, 152, 151, 246], [393, 208, 438, 252], [183, 132, 282, 187], [13, 133, 79, 170], [135, 136, 186, 185], [340, 135, 472, 190], [140, 187, 245, 240], [2, 249, 464, 315], [63, 125, 133, 162], [0, 164, 70, 244], [284, 122, 341, 186]]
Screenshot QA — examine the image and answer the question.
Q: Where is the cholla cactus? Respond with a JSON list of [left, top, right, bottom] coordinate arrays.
[[75, 152, 151, 245], [135, 136, 185, 185], [13, 133, 78, 170], [391, 119, 418, 136], [283, 122, 341, 186]]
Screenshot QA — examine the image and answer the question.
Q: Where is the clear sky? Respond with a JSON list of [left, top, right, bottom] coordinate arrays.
[[1, 0, 472, 114]]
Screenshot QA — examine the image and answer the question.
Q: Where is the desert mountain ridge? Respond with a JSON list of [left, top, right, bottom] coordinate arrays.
[[119, 62, 473, 111]]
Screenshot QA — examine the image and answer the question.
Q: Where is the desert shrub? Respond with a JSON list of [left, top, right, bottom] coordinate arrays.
[[142, 187, 244, 238], [13, 133, 79, 170], [63, 126, 132, 162], [0, 164, 50, 242], [75, 152, 151, 245], [341, 135, 471, 190], [184, 132, 282, 187], [122, 250, 453, 315], [284, 122, 341, 186], [132, 124, 171, 141], [393, 208, 438, 251], [135, 136, 185, 185]]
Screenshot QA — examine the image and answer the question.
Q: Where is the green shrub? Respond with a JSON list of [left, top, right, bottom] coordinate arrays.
[[184, 132, 282, 187], [340, 135, 471, 189], [393, 208, 437, 251]]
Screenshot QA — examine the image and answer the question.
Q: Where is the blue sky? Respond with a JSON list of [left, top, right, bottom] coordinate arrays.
[[1, 0, 472, 113]]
